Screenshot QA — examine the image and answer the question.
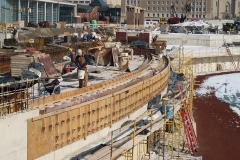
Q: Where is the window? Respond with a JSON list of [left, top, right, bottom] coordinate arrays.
[[153, 13, 155, 17], [166, 14, 169, 17], [196, 15, 198, 18], [196, 8, 198, 11], [147, 7, 150, 10], [157, 7, 160, 11], [203, 8, 205, 11], [192, 7, 194, 11], [166, 1, 169, 5], [171, 1, 173, 5], [162, 14, 164, 17], [148, 13, 150, 17], [192, 15, 194, 18], [199, 2, 202, 5], [203, 2, 206, 5], [166, 7, 169, 11], [162, 7, 164, 11], [158, 1, 160, 5], [203, 15, 205, 18], [181, 2, 184, 5], [199, 15, 201, 18], [153, 7, 155, 11], [153, 1, 155, 5], [147, 1, 150, 5], [196, 2, 198, 5], [176, 7, 178, 11], [176, 1, 178, 5], [162, 1, 164, 5], [138, 1, 140, 5], [199, 8, 201, 11], [158, 13, 160, 17], [127, 0, 129, 5]]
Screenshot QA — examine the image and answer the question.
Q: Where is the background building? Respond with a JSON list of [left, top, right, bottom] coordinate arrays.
[[121, 0, 240, 23], [0, 0, 77, 25]]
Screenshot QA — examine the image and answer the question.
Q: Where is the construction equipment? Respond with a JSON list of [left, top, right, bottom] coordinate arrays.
[[168, 0, 192, 24], [177, 84, 198, 155], [159, 17, 167, 25], [223, 39, 238, 71]]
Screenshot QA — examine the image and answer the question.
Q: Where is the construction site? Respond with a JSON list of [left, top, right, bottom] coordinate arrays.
[[1, 0, 240, 160]]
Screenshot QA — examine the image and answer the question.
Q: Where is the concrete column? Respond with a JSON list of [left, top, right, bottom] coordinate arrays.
[[18, 0, 21, 21], [36, 1, 38, 23], [27, 0, 29, 23], [44, 2, 46, 21], [127, 8, 135, 29], [51, 3, 53, 23], [139, 10, 145, 29]]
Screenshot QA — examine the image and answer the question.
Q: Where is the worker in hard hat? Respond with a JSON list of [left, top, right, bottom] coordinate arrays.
[[75, 49, 88, 88]]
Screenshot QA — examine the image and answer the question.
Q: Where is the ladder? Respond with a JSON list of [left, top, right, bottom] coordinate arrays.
[[223, 39, 238, 71], [177, 84, 198, 155]]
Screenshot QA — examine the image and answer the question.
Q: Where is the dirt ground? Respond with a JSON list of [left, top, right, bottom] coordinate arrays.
[[193, 73, 240, 160]]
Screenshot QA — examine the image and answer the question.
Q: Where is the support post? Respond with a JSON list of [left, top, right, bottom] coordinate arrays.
[[44, 2, 46, 21], [51, 3, 53, 23], [27, 0, 29, 23], [18, 0, 21, 21], [36, 1, 38, 23]]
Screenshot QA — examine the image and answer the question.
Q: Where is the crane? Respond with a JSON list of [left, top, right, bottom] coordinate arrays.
[[168, 0, 193, 24]]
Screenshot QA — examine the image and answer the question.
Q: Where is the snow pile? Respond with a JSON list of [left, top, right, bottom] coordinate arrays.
[[195, 73, 240, 116], [172, 20, 209, 27]]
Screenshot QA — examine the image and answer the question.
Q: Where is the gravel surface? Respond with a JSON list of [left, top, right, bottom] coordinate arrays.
[[193, 72, 240, 160]]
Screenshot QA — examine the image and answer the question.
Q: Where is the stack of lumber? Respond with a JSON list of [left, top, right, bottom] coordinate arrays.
[[11, 54, 34, 77]]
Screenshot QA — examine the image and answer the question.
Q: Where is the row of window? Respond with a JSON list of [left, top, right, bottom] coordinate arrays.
[[69, 1, 90, 4], [147, 7, 206, 12], [146, 13, 206, 18], [126, 1, 206, 6], [147, 1, 206, 5]]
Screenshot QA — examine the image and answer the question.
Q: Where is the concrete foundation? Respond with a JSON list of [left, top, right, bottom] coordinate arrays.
[[158, 34, 240, 47], [0, 109, 39, 160]]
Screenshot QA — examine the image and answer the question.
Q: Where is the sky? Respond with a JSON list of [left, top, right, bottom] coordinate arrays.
[[194, 73, 240, 116]]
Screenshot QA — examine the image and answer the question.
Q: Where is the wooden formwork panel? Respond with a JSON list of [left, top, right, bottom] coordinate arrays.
[[27, 62, 171, 160]]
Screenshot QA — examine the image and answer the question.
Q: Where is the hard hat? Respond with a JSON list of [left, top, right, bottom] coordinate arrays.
[[77, 49, 82, 56]]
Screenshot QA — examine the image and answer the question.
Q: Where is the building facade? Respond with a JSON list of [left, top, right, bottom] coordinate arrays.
[[121, 0, 240, 23], [0, 0, 76, 24]]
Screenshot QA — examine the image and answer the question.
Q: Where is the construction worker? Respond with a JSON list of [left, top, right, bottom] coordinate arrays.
[[39, 78, 61, 96], [12, 26, 17, 39], [75, 49, 88, 88]]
